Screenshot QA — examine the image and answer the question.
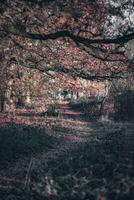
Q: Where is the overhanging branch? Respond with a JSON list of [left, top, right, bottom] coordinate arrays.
[[6, 28, 134, 46]]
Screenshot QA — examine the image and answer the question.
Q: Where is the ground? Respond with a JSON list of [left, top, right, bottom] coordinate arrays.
[[0, 101, 134, 200]]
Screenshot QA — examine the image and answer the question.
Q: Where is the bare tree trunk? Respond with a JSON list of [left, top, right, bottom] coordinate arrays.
[[0, 95, 6, 112], [76, 91, 79, 99]]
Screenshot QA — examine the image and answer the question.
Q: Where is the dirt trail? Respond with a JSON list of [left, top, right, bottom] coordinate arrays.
[[0, 102, 103, 192], [32, 103, 93, 165], [1, 102, 134, 200]]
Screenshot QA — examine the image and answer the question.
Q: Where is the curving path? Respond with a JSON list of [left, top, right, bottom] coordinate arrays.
[[0, 101, 104, 193]]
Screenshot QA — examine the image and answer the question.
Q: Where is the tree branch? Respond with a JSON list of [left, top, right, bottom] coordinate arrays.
[[6, 28, 134, 46]]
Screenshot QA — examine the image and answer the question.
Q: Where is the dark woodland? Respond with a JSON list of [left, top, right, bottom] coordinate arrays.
[[0, 0, 134, 199]]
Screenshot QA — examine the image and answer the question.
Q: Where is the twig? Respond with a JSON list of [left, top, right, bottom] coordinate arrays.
[[24, 157, 33, 190]]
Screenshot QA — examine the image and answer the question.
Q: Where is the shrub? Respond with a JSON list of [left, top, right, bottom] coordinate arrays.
[[114, 89, 134, 121], [46, 103, 59, 116], [69, 96, 103, 118]]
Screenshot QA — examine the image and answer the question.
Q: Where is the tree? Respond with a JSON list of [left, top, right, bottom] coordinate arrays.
[[0, 0, 134, 111]]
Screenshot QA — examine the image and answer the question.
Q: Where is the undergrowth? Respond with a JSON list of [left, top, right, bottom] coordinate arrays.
[[2, 123, 134, 200], [0, 123, 58, 168]]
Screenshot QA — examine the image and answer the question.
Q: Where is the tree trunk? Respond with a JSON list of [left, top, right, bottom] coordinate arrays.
[[0, 95, 6, 112], [76, 92, 79, 99]]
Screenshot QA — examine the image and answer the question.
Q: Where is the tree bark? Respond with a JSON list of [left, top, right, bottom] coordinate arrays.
[[0, 95, 6, 112]]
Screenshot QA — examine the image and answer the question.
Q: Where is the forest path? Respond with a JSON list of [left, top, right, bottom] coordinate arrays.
[[0, 101, 104, 193], [1, 102, 134, 200], [32, 101, 96, 164]]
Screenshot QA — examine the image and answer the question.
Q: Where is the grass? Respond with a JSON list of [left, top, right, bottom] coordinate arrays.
[[0, 123, 59, 168], [0, 105, 134, 200], [52, 125, 72, 134], [30, 123, 134, 200]]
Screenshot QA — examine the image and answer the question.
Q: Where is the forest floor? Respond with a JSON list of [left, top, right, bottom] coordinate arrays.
[[0, 101, 134, 200]]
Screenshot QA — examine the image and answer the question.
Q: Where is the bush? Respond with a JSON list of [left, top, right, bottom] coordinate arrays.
[[69, 96, 103, 118], [46, 103, 59, 116], [114, 89, 134, 121]]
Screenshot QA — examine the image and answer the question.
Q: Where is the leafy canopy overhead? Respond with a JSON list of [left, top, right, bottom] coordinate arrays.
[[0, 0, 134, 80]]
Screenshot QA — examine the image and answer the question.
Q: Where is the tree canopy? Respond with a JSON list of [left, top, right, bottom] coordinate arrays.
[[0, 0, 134, 80]]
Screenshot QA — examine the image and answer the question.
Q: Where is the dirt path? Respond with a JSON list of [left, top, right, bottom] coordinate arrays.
[[1, 101, 134, 199], [0, 102, 100, 190]]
